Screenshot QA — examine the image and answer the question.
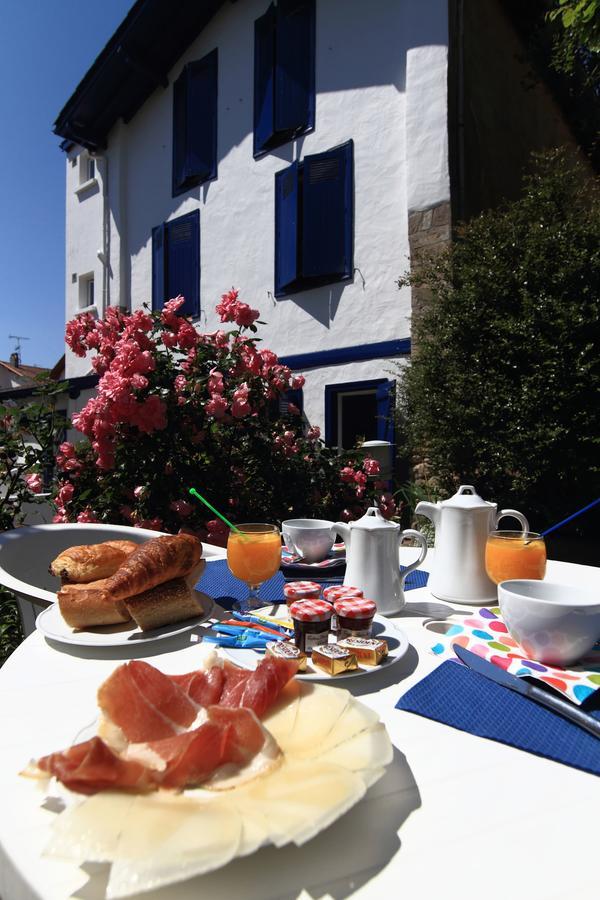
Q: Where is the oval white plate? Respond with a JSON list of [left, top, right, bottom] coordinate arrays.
[[36, 597, 213, 648], [223, 613, 409, 680]]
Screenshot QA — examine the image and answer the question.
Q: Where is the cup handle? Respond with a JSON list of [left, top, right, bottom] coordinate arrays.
[[282, 530, 301, 558], [398, 529, 428, 581], [495, 509, 529, 534]]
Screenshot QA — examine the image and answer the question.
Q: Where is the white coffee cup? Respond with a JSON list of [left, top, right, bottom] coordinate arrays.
[[282, 519, 336, 563]]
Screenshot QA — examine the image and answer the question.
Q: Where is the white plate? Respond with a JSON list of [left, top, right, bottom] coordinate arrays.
[[223, 612, 409, 680], [36, 597, 213, 648]]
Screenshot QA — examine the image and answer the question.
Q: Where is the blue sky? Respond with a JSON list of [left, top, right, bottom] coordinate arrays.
[[0, 0, 132, 369]]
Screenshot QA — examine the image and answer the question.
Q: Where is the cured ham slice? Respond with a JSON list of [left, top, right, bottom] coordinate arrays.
[[219, 657, 300, 718], [170, 666, 225, 707], [37, 737, 156, 795], [154, 707, 267, 790], [36, 707, 269, 795], [98, 661, 198, 742]]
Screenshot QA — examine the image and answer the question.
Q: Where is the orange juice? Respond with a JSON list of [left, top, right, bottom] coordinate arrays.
[[485, 532, 546, 585], [227, 529, 281, 586]]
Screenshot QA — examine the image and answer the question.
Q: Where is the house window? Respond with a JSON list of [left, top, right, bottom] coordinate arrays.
[[87, 157, 95, 181], [78, 273, 95, 310], [77, 152, 96, 187], [324, 379, 395, 450], [152, 210, 200, 318], [254, 0, 315, 158], [172, 49, 218, 197], [275, 140, 353, 297]]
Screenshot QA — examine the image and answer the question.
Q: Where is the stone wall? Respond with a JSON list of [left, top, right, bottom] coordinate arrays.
[[407, 200, 452, 326]]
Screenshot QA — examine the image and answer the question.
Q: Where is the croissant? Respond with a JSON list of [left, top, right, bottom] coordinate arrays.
[[104, 534, 202, 602], [50, 540, 139, 583]]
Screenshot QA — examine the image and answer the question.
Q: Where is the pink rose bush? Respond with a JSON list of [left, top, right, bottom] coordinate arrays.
[[54, 291, 398, 540]]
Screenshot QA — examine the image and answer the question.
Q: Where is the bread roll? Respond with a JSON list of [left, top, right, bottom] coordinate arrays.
[[50, 541, 139, 583], [124, 577, 209, 631], [57, 579, 131, 629], [105, 534, 202, 602]]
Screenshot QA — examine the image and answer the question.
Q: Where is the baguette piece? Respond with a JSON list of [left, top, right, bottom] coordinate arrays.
[[57, 579, 131, 629], [50, 541, 139, 583], [105, 534, 202, 602], [124, 578, 209, 631]]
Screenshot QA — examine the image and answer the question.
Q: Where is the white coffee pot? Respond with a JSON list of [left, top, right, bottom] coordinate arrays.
[[415, 485, 529, 604], [331, 507, 428, 616]]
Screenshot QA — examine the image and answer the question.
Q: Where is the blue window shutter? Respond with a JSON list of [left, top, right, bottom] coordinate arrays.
[[275, 0, 315, 135], [151, 223, 166, 311], [185, 50, 218, 185], [301, 140, 353, 281], [376, 380, 395, 443], [254, 4, 276, 157], [165, 211, 200, 318], [275, 161, 299, 296]]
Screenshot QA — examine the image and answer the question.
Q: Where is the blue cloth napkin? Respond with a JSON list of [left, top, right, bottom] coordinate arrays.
[[396, 660, 600, 776], [196, 559, 429, 612]]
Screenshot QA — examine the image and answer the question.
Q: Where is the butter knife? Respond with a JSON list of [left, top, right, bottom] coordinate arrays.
[[453, 644, 600, 739]]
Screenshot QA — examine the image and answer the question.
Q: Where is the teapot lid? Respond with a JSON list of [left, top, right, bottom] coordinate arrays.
[[441, 485, 494, 509], [352, 507, 398, 530]]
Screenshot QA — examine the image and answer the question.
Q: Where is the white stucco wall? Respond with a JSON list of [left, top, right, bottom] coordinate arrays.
[[63, 0, 449, 434]]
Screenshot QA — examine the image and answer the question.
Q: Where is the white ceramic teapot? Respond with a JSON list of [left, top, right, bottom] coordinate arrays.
[[331, 508, 428, 616], [415, 485, 529, 604]]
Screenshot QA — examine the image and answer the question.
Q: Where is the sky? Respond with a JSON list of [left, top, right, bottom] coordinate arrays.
[[0, 0, 133, 369]]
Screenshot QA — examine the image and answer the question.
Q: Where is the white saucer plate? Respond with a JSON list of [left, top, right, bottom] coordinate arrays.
[[222, 613, 409, 680]]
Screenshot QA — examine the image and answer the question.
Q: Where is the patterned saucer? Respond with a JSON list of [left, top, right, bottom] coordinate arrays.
[[281, 543, 345, 570]]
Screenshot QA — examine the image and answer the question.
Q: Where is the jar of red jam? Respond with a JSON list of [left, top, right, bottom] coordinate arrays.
[[333, 597, 377, 641], [289, 599, 332, 654], [283, 580, 321, 606], [322, 586, 364, 635]]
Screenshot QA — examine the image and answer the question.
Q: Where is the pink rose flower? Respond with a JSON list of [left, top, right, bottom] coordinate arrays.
[[25, 473, 43, 494], [206, 394, 228, 419], [207, 369, 224, 395], [170, 499, 193, 518], [77, 508, 98, 523], [340, 466, 355, 483], [291, 374, 305, 390], [363, 457, 381, 476], [307, 426, 321, 441]]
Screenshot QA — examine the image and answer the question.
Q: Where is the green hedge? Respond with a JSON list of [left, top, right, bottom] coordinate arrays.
[[398, 150, 600, 542]]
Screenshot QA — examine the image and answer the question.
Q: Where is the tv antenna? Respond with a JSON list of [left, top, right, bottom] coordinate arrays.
[[8, 334, 30, 356]]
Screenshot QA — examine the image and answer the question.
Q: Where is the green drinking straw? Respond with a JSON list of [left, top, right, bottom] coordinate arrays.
[[188, 488, 245, 535]]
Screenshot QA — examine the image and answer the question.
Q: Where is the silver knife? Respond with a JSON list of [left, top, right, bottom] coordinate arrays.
[[453, 644, 600, 739]]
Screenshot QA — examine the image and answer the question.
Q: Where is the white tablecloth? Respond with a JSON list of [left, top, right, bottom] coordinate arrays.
[[1, 549, 599, 900]]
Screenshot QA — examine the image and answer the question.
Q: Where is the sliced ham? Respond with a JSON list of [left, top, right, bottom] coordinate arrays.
[[37, 737, 156, 795], [97, 660, 198, 742], [171, 666, 225, 707], [219, 657, 300, 718]]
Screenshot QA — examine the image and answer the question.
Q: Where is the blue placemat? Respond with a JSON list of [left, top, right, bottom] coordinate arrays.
[[396, 659, 600, 776], [196, 559, 429, 611]]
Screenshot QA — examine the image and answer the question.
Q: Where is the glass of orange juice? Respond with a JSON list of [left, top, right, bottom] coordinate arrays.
[[227, 523, 282, 611], [485, 530, 547, 585]]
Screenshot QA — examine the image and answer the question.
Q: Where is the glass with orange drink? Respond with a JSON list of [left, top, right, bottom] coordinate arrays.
[[227, 523, 282, 611], [485, 530, 547, 585]]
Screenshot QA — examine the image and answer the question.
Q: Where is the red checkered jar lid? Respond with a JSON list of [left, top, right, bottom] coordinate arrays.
[[333, 597, 377, 618], [322, 585, 363, 603], [283, 581, 321, 601], [289, 599, 333, 622]]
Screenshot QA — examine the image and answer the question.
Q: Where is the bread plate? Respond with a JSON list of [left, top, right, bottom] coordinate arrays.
[[223, 613, 409, 680], [36, 595, 213, 648]]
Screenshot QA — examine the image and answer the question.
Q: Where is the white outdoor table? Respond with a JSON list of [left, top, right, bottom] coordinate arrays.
[[1, 548, 599, 900]]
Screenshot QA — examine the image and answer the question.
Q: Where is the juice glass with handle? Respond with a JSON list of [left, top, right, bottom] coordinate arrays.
[[227, 524, 282, 611], [485, 530, 547, 585]]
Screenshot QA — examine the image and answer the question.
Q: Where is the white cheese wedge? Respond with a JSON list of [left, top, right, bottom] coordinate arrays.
[[312, 723, 393, 773], [277, 683, 350, 756], [106, 795, 242, 899], [44, 792, 135, 862], [261, 677, 302, 743], [291, 697, 380, 760]]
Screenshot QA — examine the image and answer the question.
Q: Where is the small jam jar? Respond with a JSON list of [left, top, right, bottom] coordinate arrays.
[[333, 597, 377, 640], [289, 599, 332, 654], [322, 586, 364, 635], [283, 580, 321, 606]]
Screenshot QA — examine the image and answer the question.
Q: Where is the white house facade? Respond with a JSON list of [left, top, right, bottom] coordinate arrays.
[[57, 0, 450, 450]]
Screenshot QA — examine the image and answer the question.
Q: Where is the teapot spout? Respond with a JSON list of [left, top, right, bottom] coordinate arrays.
[[415, 500, 439, 527], [331, 522, 351, 549]]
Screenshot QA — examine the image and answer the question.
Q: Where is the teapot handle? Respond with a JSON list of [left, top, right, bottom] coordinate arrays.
[[398, 529, 428, 581], [495, 509, 529, 535]]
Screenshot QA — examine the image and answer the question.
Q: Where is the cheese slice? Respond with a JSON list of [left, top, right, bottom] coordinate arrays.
[[312, 723, 393, 773], [106, 795, 242, 898], [44, 792, 135, 862], [292, 698, 380, 760], [278, 683, 351, 756], [262, 677, 302, 744]]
